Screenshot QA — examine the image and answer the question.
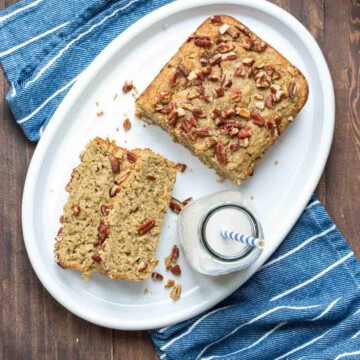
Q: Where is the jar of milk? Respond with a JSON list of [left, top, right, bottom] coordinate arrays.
[[177, 191, 264, 276]]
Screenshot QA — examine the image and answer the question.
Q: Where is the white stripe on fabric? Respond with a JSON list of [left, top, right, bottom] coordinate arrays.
[[39, 125, 45, 137], [354, 308, 360, 315], [160, 304, 237, 351], [262, 225, 336, 270], [351, 329, 360, 339], [10, 82, 17, 97], [274, 329, 332, 360], [17, 76, 77, 124], [25, 0, 140, 87], [158, 326, 170, 334], [334, 351, 360, 359], [305, 200, 320, 210], [271, 252, 353, 302], [159, 354, 167, 359], [195, 304, 321, 360], [0, 0, 44, 23], [203, 322, 287, 360], [310, 297, 341, 321], [0, 22, 69, 57]]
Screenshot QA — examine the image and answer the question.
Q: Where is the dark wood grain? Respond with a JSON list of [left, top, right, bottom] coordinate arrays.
[[0, 1, 358, 359]]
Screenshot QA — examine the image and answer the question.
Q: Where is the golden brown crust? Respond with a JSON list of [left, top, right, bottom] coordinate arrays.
[[136, 15, 309, 184]]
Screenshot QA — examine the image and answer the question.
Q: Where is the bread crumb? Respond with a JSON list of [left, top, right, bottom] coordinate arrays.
[[144, 288, 149, 294], [116, 127, 119, 132], [250, 196, 254, 200], [123, 118, 131, 132], [122, 80, 133, 93], [274, 160, 279, 166], [162, 23, 169, 30], [143, 124, 146, 128], [113, 93, 118, 100], [96, 110, 104, 117], [95, 101, 99, 106], [135, 109, 143, 119]]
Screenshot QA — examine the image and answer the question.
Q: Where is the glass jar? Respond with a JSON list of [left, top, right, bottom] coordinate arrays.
[[178, 191, 264, 276]]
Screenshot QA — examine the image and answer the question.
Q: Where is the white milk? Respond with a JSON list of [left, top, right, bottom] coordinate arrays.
[[178, 191, 264, 276]]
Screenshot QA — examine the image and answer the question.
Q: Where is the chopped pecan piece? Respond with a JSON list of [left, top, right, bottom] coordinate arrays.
[[178, 65, 189, 77], [176, 107, 186, 117], [199, 53, 209, 65], [165, 245, 179, 266], [165, 279, 175, 288], [138, 261, 148, 272], [265, 94, 276, 109], [226, 26, 240, 38], [243, 37, 254, 50], [201, 66, 212, 75], [98, 219, 110, 236], [170, 284, 181, 301], [122, 80, 133, 93], [215, 88, 225, 98], [254, 41, 267, 52], [127, 151, 137, 163], [221, 52, 237, 61], [211, 15, 224, 25], [91, 253, 101, 262], [110, 156, 120, 174], [239, 138, 250, 148], [238, 125, 252, 139], [147, 174, 156, 180], [170, 70, 178, 86], [100, 204, 113, 216], [72, 204, 81, 216], [181, 119, 193, 133], [206, 137, 217, 148], [288, 82, 297, 98], [208, 53, 222, 65], [123, 118, 131, 131], [192, 108, 206, 118], [159, 91, 172, 104], [194, 35, 212, 47], [217, 42, 235, 53], [115, 169, 131, 185], [177, 163, 187, 172], [236, 107, 250, 118], [137, 217, 156, 235], [274, 115, 282, 125], [193, 128, 210, 137], [59, 215, 64, 224], [171, 264, 181, 276], [266, 121, 275, 130], [221, 108, 235, 119], [215, 143, 228, 165], [168, 112, 178, 127], [196, 69, 206, 81], [219, 23, 230, 34], [230, 89, 241, 100], [170, 197, 184, 214], [242, 58, 254, 66], [187, 87, 201, 100], [272, 71, 281, 80], [151, 272, 163, 281], [230, 142, 239, 152], [182, 197, 193, 206], [109, 184, 121, 197], [235, 65, 246, 77], [250, 112, 265, 126]]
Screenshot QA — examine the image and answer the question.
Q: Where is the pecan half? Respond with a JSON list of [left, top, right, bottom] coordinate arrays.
[[243, 37, 254, 50], [250, 112, 265, 126], [288, 82, 297, 98], [215, 143, 228, 165], [137, 217, 156, 235], [170, 284, 181, 301], [170, 264, 181, 276], [151, 272, 163, 281], [100, 204, 113, 216], [221, 52, 237, 61], [265, 94, 275, 109], [193, 128, 210, 137], [234, 65, 246, 77], [226, 26, 240, 39], [192, 108, 206, 118], [72, 204, 81, 216], [221, 108, 235, 119], [127, 151, 137, 163], [238, 126, 252, 139], [122, 80, 133, 93], [194, 35, 212, 47], [210, 15, 224, 25], [110, 156, 120, 174]]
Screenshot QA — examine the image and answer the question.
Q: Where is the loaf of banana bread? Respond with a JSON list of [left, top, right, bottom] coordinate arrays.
[[136, 15, 309, 184]]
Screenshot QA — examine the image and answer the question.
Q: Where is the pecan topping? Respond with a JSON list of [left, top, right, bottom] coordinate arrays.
[[151, 272, 163, 281], [59, 215, 64, 224], [100, 204, 113, 216], [182, 197, 193, 206], [159, 91, 172, 104], [171, 264, 181, 276], [147, 174, 156, 180], [230, 142, 239, 152], [176, 107, 186, 117], [221, 108, 235, 118], [221, 77, 233, 88], [170, 70, 178, 86], [194, 35, 212, 47], [98, 219, 110, 236], [230, 89, 241, 100], [226, 26, 240, 38], [138, 261, 148, 272], [272, 71, 281, 80], [242, 58, 254, 66], [201, 66, 212, 75], [168, 112, 178, 127], [192, 108, 206, 118], [181, 119, 193, 133], [264, 65, 275, 75], [288, 82, 297, 98], [219, 23, 230, 34], [255, 76, 271, 88], [91, 253, 101, 262], [209, 53, 222, 66], [274, 115, 282, 125], [236, 107, 250, 118], [110, 156, 120, 174], [206, 137, 217, 148], [211, 108, 221, 119], [187, 87, 201, 100], [115, 169, 131, 185], [123, 118, 131, 131], [122, 80, 133, 93], [239, 138, 250, 148], [235, 65, 246, 77], [170, 197, 184, 214], [109, 184, 121, 197], [170, 284, 181, 301], [199, 53, 209, 65], [215, 143, 228, 165], [238, 126, 252, 139], [254, 41, 267, 52], [178, 65, 189, 77], [72, 204, 81, 216], [215, 88, 225, 98], [243, 37, 254, 50], [221, 52, 237, 61], [177, 163, 187, 172], [250, 112, 265, 126], [127, 151, 137, 163], [265, 94, 276, 109], [211, 15, 224, 25], [266, 121, 275, 130], [193, 128, 210, 137], [217, 42, 235, 53], [225, 120, 242, 129], [196, 69, 206, 81], [137, 217, 156, 235], [165, 279, 175, 288]]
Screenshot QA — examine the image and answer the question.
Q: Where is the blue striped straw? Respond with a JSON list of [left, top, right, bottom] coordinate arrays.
[[221, 228, 265, 249]]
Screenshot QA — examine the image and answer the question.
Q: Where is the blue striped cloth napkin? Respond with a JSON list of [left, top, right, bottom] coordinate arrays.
[[1, 1, 359, 359]]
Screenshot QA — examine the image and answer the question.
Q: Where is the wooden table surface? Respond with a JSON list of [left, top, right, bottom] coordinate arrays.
[[0, 0, 358, 358]]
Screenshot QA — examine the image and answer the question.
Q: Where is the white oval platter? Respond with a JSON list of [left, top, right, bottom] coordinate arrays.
[[22, 0, 334, 330]]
